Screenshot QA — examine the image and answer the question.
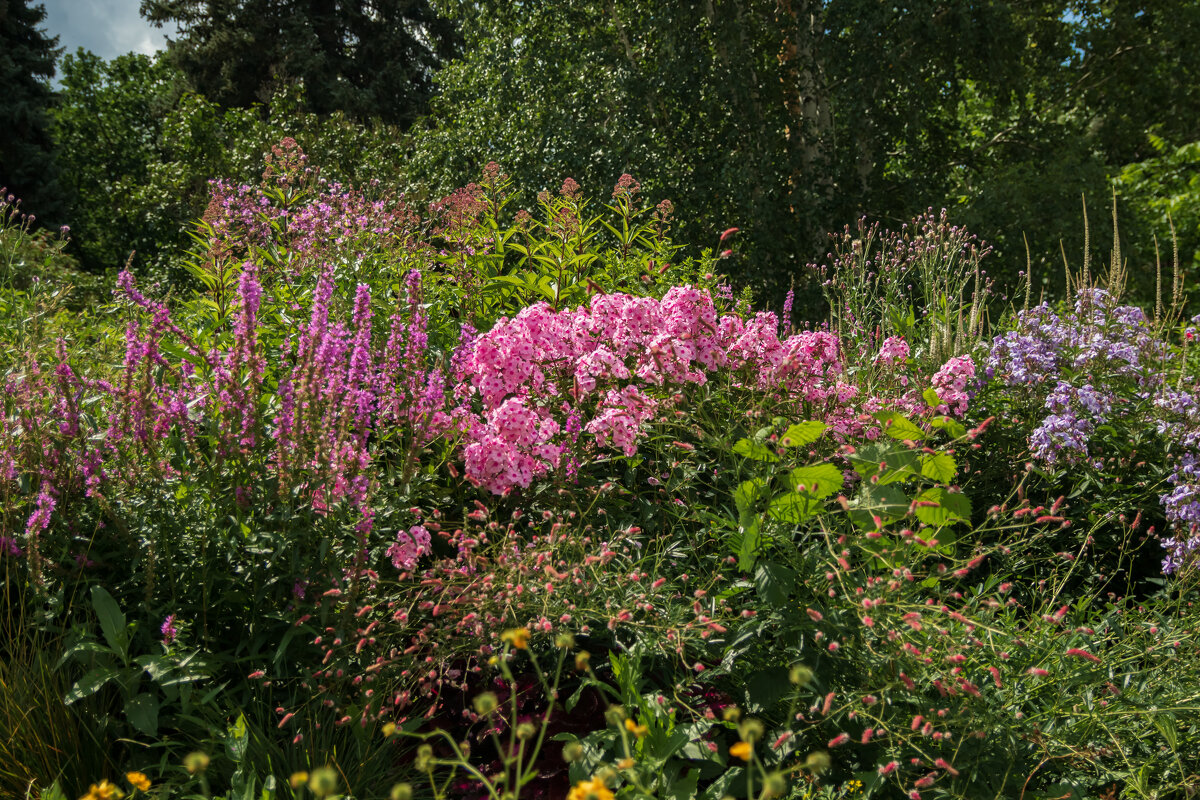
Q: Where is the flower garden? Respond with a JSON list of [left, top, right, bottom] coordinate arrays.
[[2, 148, 1199, 800]]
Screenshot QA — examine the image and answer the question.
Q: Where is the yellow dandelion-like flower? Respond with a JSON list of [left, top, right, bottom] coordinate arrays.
[[567, 778, 615, 800], [729, 741, 753, 761], [382, 722, 398, 737], [624, 718, 648, 738], [125, 771, 151, 792], [289, 772, 310, 789], [501, 627, 530, 650]]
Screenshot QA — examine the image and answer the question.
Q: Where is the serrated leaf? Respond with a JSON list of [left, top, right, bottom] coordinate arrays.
[[754, 562, 795, 607], [768, 492, 823, 523], [923, 388, 942, 408], [914, 487, 971, 527], [731, 438, 779, 462], [787, 463, 844, 499], [920, 452, 957, 483], [848, 484, 910, 530], [930, 416, 968, 438], [872, 411, 926, 441], [779, 421, 827, 447]]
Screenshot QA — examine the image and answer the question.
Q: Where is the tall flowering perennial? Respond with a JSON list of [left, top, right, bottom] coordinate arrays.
[[987, 288, 1200, 571], [454, 286, 975, 495]]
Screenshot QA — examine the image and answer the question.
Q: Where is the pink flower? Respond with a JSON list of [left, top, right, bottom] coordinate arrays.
[[387, 526, 432, 571]]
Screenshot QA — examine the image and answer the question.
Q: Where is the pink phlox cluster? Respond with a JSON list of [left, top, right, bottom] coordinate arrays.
[[877, 336, 911, 365], [457, 287, 863, 495], [388, 525, 433, 571], [463, 398, 562, 494], [585, 385, 659, 457], [930, 355, 977, 417]]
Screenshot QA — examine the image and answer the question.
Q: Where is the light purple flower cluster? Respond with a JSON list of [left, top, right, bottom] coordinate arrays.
[[988, 290, 1200, 571]]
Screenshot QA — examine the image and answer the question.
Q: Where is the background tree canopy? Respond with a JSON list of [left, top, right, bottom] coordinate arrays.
[[12, 0, 1200, 310], [139, 0, 459, 126], [0, 0, 64, 223], [405, 0, 1200, 308]]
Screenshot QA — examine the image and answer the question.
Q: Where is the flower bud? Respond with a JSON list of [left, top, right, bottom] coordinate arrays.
[[789, 664, 814, 686], [473, 691, 499, 715], [738, 718, 765, 744], [562, 741, 584, 762], [308, 766, 339, 798], [804, 751, 831, 775]]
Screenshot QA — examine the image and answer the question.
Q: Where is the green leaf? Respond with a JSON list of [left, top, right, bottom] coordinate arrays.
[[768, 492, 823, 523], [1153, 713, 1179, 752], [787, 463, 843, 499], [753, 562, 795, 607], [848, 484, 910, 530], [779, 421, 827, 447], [667, 768, 700, 800], [930, 416, 968, 439], [923, 388, 942, 408], [734, 478, 768, 571], [125, 693, 159, 737], [90, 585, 128, 660], [737, 518, 761, 573], [920, 452, 957, 483], [65, 666, 119, 705], [731, 438, 779, 462], [913, 487, 971, 527], [227, 712, 249, 762], [848, 441, 918, 483], [872, 411, 926, 441]]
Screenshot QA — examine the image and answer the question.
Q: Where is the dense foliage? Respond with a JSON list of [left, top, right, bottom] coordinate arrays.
[[0, 0, 64, 223], [3, 151, 1200, 800], [140, 0, 458, 126]]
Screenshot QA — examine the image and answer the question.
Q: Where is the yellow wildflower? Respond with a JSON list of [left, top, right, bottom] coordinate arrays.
[[617, 758, 635, 769], [729, 741, 753, 761], [125, 772, 151, 792], [501, 628, 530, 650], [382, 722, 398, 737], [567, 778, 615, 800], [183, 752, 210, 774], [624, 718, 648, 738], [289, 772, 309, 789], [80, 781, 124, 800]]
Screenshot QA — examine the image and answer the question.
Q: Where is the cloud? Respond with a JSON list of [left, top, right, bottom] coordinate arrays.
[[40, 0, 178, 61]]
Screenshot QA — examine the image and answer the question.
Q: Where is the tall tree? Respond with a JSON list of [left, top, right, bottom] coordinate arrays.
[[407, 1, 1200, 306], [140, 0, 458, 126], [0, 0, 63, 222]]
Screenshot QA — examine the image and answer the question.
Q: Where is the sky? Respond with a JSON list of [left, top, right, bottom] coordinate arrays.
[[40, 0, 178, 61]]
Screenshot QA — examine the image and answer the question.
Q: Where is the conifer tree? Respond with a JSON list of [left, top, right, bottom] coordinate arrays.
[[0, 0, 63, 221]]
